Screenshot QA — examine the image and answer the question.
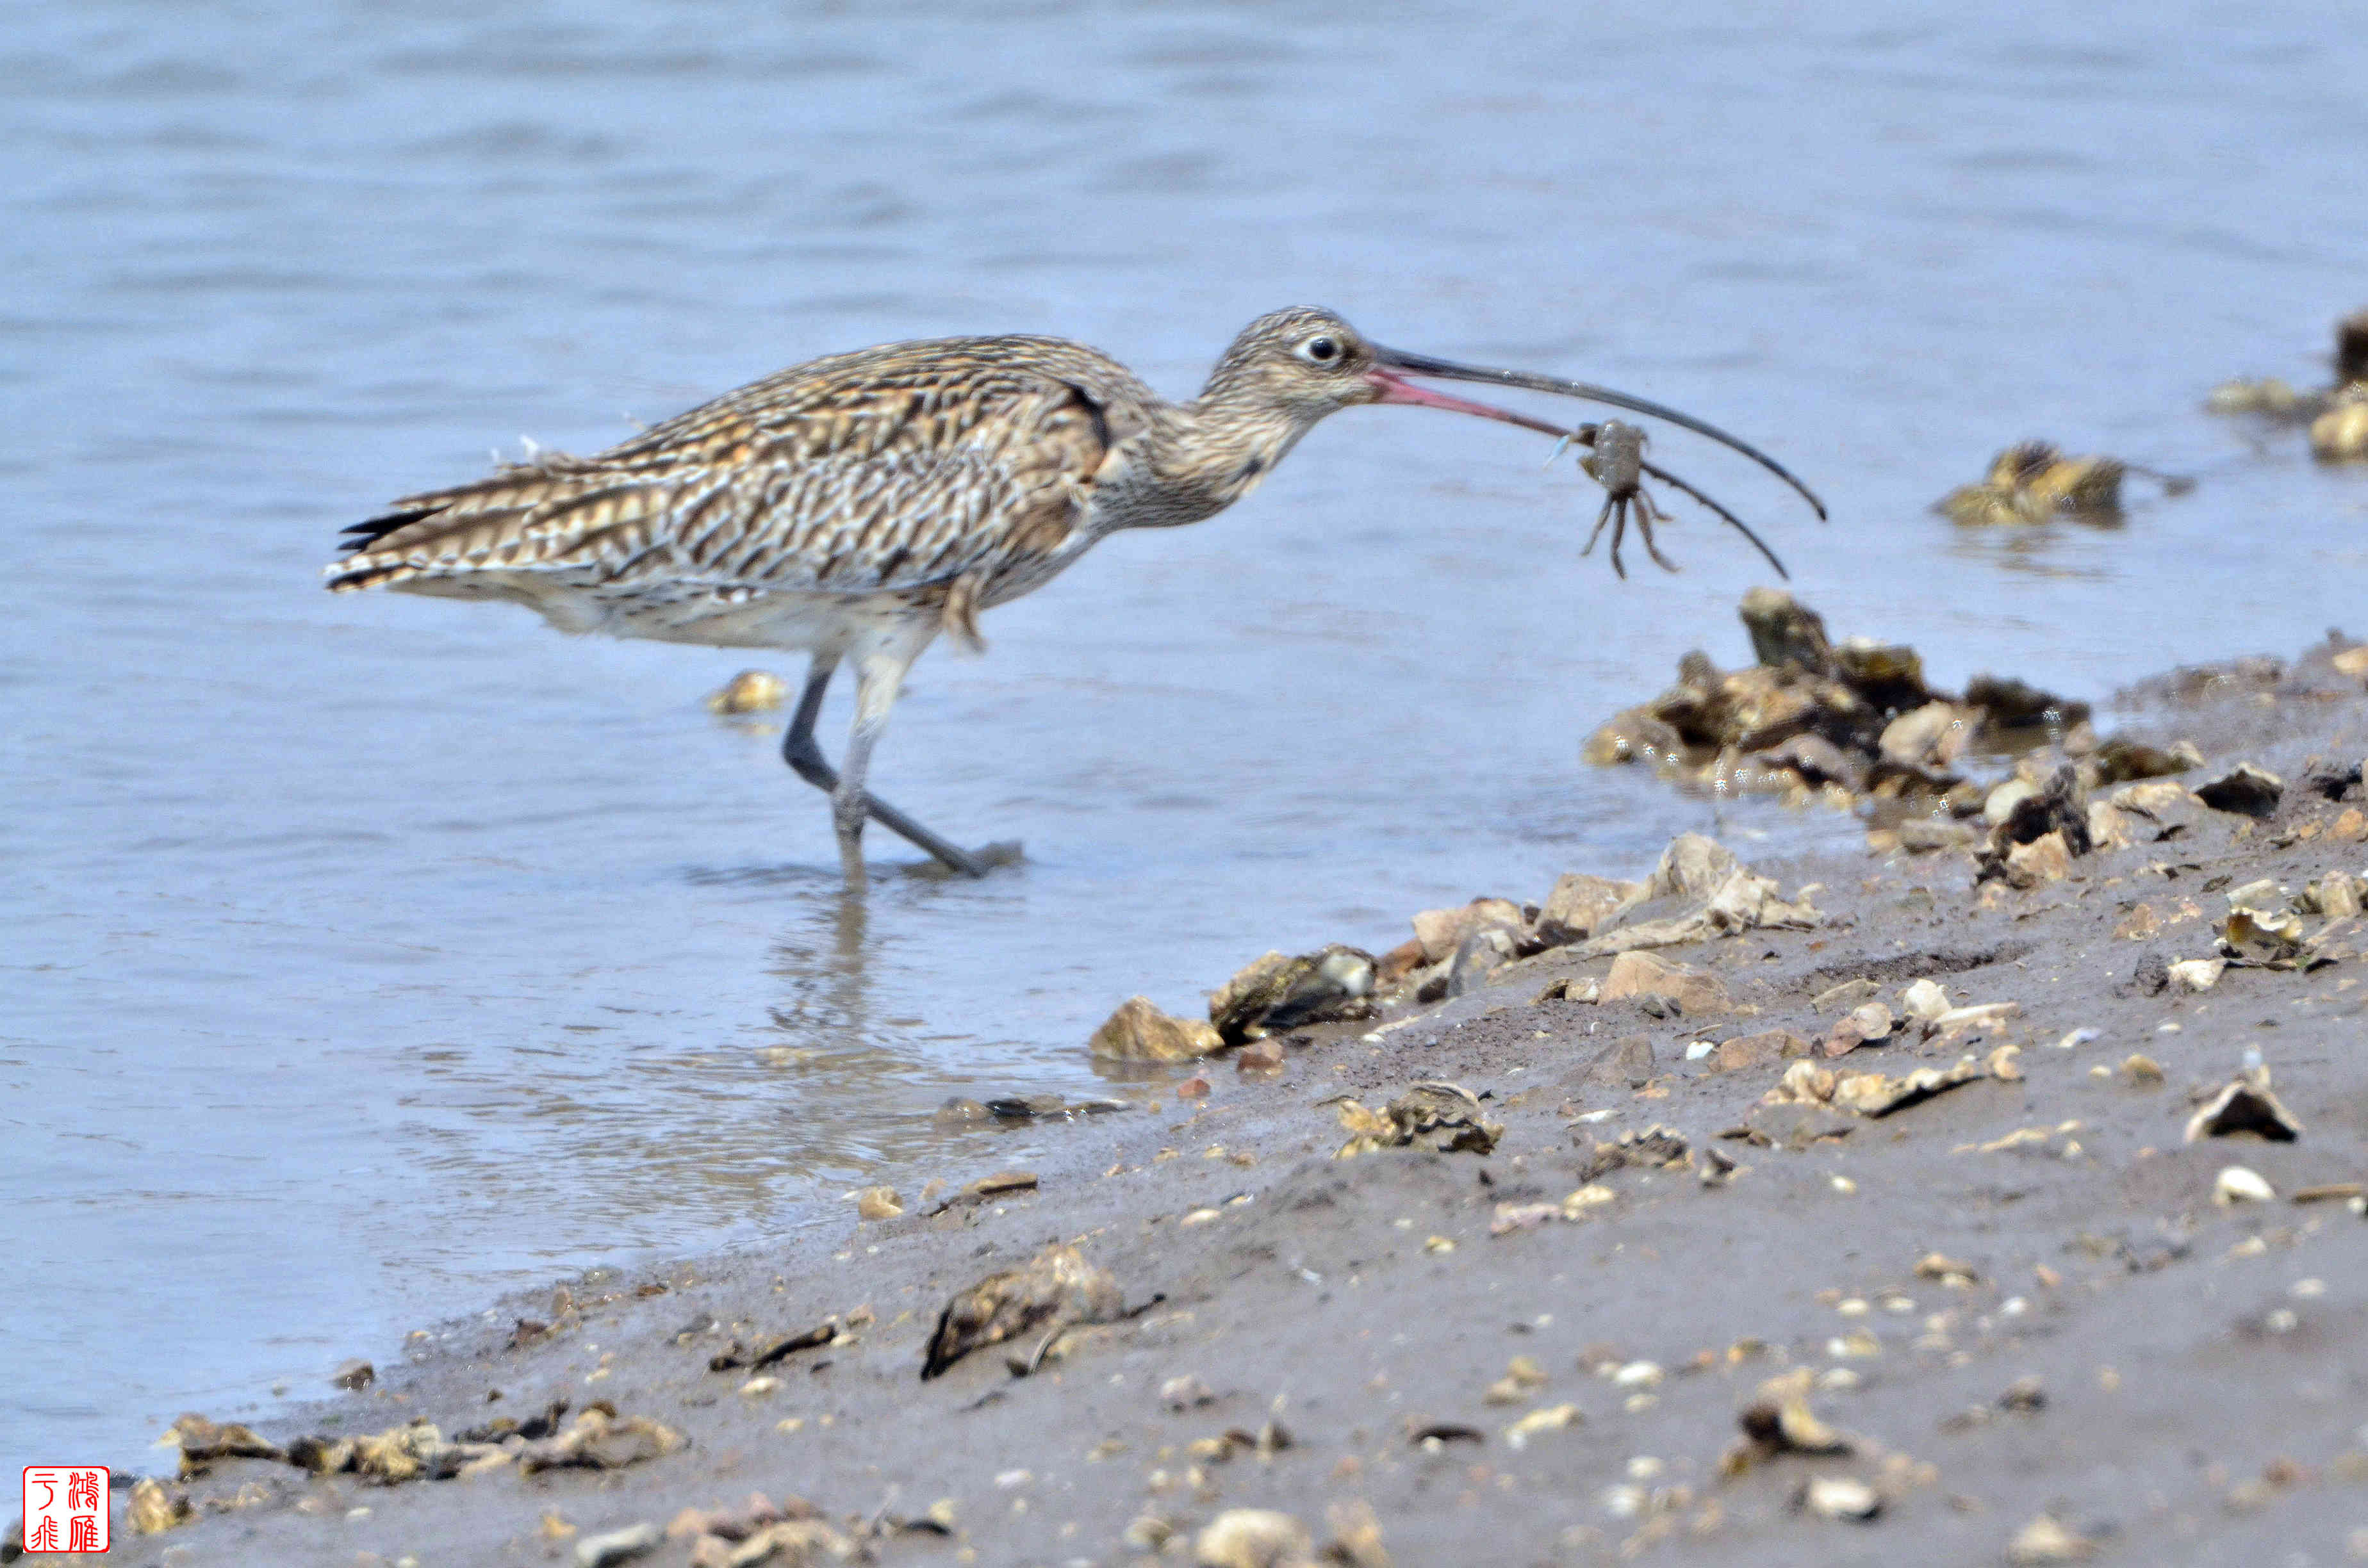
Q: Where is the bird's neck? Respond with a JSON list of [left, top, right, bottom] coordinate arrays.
[[1111, 384, 1311, 529]]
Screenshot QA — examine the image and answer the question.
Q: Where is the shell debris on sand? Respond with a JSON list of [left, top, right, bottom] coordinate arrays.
[[921, 1243, 1127, 1380], [2185, 1069, 2303, 1143], [1208, 944, 1377, 1043], [1330, 1081, 1502, 1158], [1935, 439, 2186, 526]]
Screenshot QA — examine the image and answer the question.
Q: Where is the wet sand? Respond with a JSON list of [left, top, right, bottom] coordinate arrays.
[[75, 641, 2368, 1568]]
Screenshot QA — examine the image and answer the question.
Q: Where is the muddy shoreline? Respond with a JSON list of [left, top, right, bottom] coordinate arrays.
[[54, 639, 2368, 1568]]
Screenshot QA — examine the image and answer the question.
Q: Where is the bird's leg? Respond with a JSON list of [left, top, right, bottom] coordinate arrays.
[[780, 654, 991, 881]]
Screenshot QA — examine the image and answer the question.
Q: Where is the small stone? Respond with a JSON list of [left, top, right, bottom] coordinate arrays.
[[2312, 395, 2368, 461], [1160, 1374, 1215, 1411], [1194, 1507, 1312, 1568], [1712, 1031, 1807, 1073], [1915, 1253, 1979, 1287], [1584, 1033, 1657, 1089], [1176, 1076, 1210, 1099], [703, 669, 788, 714], [2113, 903, 2160, 940], [2214, 1166, 2275, 1205], [129, 1478, 193, 1535], [1802, 1474, 1881, 1521], [1410, 898, 1527, 964], [2121, 1053, 2164, 1086], [1880, 701, 1973, 771], [1089, 997, 1224, 1062], [2004, 830, 2073, 886], [1537, 874, 1641, 946], [1811, 978, 1880, 1012], [853, 1186, 902, 1220], [2007, 1512, 2098, 1563], [332, 1359, 375, 1391], [1602, 951, 1731, 1016], [1446, 925, 1518, 998], [1235, 1038, 1285, 1072], [2167, 958, 2226, 992], [1984, 777, 2039, 827], [575, 1521, 661, 1568], [1898, 979, 1950, 1022]]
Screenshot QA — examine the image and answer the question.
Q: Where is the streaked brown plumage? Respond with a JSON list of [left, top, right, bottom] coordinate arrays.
[[328, 306, 1823, 880]]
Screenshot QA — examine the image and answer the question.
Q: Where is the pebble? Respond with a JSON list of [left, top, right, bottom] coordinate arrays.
[[1802, 1474, 1880, 1521], [703, 670, 787, 714]]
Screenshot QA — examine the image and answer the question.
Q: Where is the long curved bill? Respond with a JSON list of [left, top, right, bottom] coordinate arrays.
[[1366, 345, 1828, 521]]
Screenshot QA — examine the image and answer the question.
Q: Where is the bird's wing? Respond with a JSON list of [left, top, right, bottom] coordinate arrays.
[[327, 339, 1131, 597]]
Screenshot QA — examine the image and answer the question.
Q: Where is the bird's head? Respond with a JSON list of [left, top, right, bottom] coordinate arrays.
[[1197, 304, 1827, 523], [1199, 306, 1390, 429]]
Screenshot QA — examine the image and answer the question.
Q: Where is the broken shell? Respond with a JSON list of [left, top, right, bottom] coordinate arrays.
[[2185, 1076, 2303, 1143], [2196, 762, 2283, 817], [1503, 1402, 1584, 1447], [1932, 1000, 2019, 1037], [2219, 905, 2306, 966], [2167, 958, 2226, 992], [1208, 945, 1376, 1043], [575, 1521, 662, 1568], [1194, 1508, 1312, 1568], [921, 1244, 1126, 1380], [1335, 1082, 1502, 1158], [1823, 1001, 1895, 1058], [1089, 997, 1223, 1062], [703, 669, 788, 714], [2214, 1166, 2276, 1205], [2121, 1054, 2165, 1086]]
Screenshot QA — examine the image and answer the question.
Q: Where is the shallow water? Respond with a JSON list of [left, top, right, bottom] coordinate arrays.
[[4, 0, 2364, 1468]]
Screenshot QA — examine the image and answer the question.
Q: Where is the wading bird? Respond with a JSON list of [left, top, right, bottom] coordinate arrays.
[[327, 307, 1823, 879]]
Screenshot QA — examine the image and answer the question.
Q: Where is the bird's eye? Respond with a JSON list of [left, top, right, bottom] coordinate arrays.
[[1299, 336, 1341, 364]]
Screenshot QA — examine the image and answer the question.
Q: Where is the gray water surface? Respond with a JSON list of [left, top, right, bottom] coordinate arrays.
[[5, 0, 2365, 1469]]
